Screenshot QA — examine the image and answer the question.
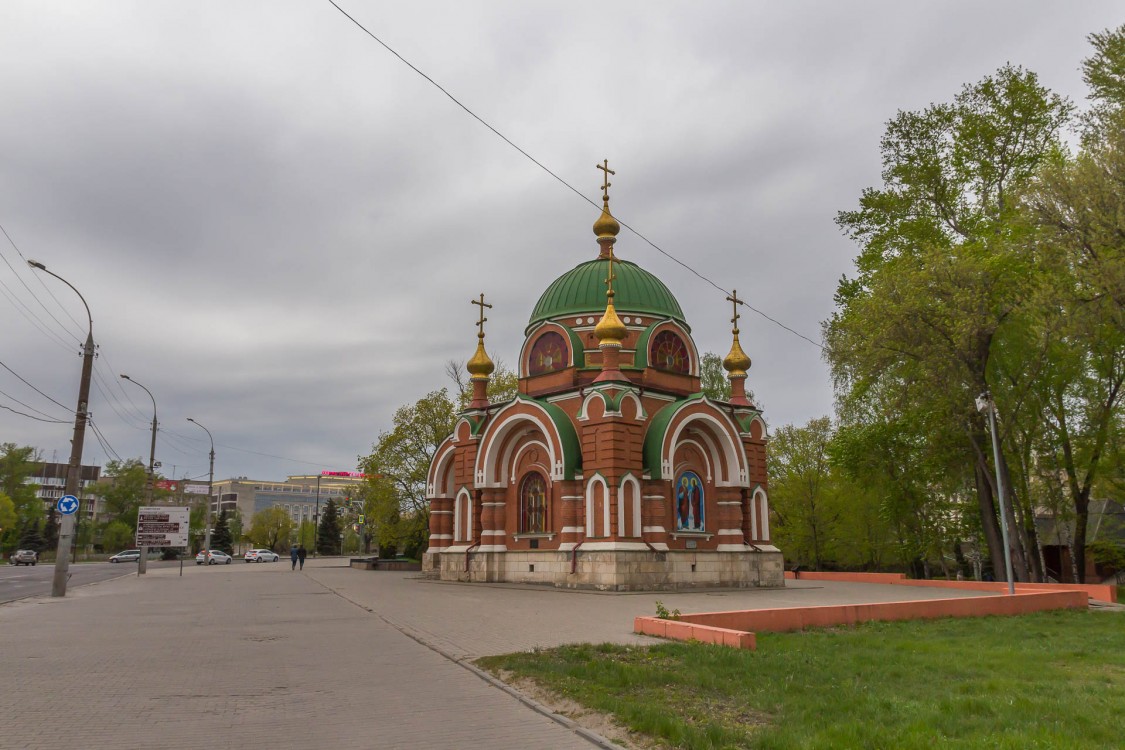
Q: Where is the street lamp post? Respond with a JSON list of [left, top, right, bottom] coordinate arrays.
[[976, 391, 1016, 595], [28, 260, 94, 598], [121, 374, 157, 575], [187, 418, 215, 556], [314, 473, 321, 557]]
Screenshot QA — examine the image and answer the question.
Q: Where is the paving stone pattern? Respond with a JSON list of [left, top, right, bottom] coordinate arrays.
[[0, 561, 602, 750]]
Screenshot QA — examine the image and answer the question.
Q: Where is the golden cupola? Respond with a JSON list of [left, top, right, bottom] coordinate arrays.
[[467, 294, 494, 409], [722, 290, 753, 406]]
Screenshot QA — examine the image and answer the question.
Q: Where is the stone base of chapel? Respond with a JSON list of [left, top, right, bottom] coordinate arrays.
[[423, 547, 784, 591]]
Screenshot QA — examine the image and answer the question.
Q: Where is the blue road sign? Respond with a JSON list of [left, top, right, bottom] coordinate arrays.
[[57, 495, 79, 515]]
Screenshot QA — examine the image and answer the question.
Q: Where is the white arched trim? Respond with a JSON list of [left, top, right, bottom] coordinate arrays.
[[476, 401, 564, 487], [426, 436, 457, 497], [673, 438, 715, 484], [585, 474, 609, 538], [664, 411, 747, 487], [619, 473, 642, 538], [453, 487, 473, 543], [620, 391, 646, 421], [578, 390, 613, 421], [746, 414, 767, 438], [755, 487, 770, 541], [507, 439, 551, 485]]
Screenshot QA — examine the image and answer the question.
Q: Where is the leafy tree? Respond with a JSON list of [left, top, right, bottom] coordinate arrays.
[[768, 418, 842, 570], [95, 459, 149, 531], [17, 518, 47, 553], [227, 510, 244, 551], [446, 359, 519, 410], [0, 443, 41, 522], [100, 520, 133, 552], [317, 498, 341, 555], [210, 508, 233, 554], [1013, 26, 1125, 580], [247, 506, 293, 552], [699, 352, 732, 402], [296, 519, 316, 548], [359, 389, 458, 544], [827, 64, 1071, 582], [0, 493, 17, 544]]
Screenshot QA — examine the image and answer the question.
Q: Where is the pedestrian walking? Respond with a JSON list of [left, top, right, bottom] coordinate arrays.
[[290, 544, 299, 570], [297, 544, 307, 570]]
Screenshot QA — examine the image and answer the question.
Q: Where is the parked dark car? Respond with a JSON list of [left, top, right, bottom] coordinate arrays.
[[11, 549, 38, 566]]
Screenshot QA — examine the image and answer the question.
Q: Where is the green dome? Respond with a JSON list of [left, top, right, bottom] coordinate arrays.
[[528, 258, 688, 332]]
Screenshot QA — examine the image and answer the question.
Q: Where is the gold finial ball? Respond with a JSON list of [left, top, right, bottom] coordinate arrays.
[[595, 302, 627, 344], [723, 337, 751, 375], [467, 338, 495, 379], [593, 204, 620, 239]]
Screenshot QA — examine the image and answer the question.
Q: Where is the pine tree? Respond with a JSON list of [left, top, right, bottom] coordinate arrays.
[[210, 508, 234, 554], [317, 498, 341, 555]]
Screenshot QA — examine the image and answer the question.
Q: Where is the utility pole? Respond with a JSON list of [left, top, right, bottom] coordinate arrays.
[[28, 260, 94, 598], [122, 374, 157, 575], [187, 419, 215, 554]]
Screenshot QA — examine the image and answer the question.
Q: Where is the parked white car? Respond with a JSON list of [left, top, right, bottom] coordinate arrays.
[[244, 549, 280, 563], [195, 549, 233, 565], [108, 549, 140, 563]]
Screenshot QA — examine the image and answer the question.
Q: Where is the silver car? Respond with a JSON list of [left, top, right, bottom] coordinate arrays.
[[109, 549, 141, 563], [196, 549, 233, 565], [11, 549, 38, 566]]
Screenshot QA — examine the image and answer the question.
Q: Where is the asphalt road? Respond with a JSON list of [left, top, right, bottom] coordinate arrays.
[[0, 560, 184, 603]]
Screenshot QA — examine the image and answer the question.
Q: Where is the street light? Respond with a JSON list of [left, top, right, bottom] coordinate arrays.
[[121, 374, 157, 575], [976, 391, 1015, 595], [187, 418, 215, 556], [27, 260, 94, 598]]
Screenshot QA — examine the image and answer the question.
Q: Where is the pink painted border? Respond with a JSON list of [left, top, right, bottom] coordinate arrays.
[[634, 589, 1088, 650]]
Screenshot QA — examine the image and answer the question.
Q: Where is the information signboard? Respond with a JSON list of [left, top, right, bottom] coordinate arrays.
[[135, 506, 190, 548], [183, 483, 209, 495]]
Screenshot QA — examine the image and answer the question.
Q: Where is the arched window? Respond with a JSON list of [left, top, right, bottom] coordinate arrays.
[[519, 472, 547, 533], [675, 471, 705, 531], [528, 331, 568, 375], [650, 331, 690, 374]]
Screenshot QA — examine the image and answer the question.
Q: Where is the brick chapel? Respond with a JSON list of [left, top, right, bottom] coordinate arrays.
[[422, 164, 783, 589]]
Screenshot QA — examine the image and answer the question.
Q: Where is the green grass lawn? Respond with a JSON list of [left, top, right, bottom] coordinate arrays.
[[478, 610, 1125, 749]]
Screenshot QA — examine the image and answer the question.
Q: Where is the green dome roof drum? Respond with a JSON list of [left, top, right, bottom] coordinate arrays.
[[528, 258, 688, 332]]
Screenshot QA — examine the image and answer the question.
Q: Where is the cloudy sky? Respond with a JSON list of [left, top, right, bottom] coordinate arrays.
[[1, 1, 1119, 483]]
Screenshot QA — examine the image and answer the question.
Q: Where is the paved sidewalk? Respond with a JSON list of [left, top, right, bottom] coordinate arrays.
[[1, 558, 997, 750], [305, 561, 996, 659], [0, 560, 605, 750]]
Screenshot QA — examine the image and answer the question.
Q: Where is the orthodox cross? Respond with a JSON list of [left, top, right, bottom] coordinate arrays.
[[604, 251, 617, 298], [597, 159, 615, 202], [471, 293, 492, 338], [726, 289, 743, 332]]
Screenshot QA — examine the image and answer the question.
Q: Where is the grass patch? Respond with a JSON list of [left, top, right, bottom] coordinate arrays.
[[477, 610, 1125, 749]]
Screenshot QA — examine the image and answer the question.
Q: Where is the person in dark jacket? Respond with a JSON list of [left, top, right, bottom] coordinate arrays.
[[297, 545, 307, 570], [290, 544, 299, 570]]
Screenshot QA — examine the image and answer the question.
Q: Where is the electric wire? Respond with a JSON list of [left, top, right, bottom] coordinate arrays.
[[0, 386, 69, 422], [0, 358, 70, 411], [0, 272, 76, 352], [0, 403, 68, 423], [88, 418, 123, 463], [0, 222, 84, 343], [326, 0, 825, 351]]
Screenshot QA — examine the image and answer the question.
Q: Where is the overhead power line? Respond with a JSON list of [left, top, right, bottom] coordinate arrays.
[[0, 402, 68, 423], [325, 1, 825, 351], [0, 358, 70, 411]]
